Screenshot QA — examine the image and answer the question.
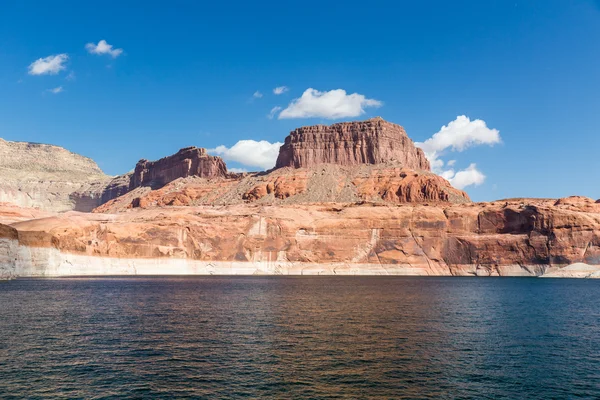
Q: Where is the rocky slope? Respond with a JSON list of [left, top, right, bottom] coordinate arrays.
[[1, 197, 600, 277], [275, 117, 430, 170], [94, 163, 469, 213]]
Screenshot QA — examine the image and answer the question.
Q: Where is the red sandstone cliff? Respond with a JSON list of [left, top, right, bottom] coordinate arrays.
[[3, 197, 600, 277], [275, 117, 430, 170], [130, 147, 228, 189]]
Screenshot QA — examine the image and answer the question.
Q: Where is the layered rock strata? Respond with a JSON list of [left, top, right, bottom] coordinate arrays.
[[275, 117, 430, 170], [2, 197, 600, 277], [0, 138, 113, 212], [130, 147, 228, 189]]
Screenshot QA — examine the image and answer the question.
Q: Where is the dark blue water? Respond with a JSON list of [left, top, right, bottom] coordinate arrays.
[[0, 277, 599, 399]]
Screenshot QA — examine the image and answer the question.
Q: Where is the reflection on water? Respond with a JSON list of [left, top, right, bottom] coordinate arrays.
[[1, 277, 599, 398]]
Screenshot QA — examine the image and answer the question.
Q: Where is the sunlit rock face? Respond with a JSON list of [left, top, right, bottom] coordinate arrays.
[[275, 117, 431, 171], [0, 138, 112, 212], [130, 147, 228, 189], [2, 197, 600, 278]]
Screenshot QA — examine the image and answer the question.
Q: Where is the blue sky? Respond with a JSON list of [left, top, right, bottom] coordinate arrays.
[[1, 0, 599, 201]]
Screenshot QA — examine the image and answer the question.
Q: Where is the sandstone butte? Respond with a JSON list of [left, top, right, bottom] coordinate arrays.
[[275, 117, 431, 170], [1, 118, 599, 278]]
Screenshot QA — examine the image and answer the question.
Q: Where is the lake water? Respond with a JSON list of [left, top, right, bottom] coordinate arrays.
[[1, 277, 599, 399]]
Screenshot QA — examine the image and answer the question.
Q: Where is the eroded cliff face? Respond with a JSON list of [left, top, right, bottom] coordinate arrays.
[[130, 147, 228, 189], [2, 197, 600, 277], [275, 117, 431, 171]]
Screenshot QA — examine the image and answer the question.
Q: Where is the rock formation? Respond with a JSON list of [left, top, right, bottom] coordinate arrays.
[[275, 117, 430, 170], [352, 167, 469, 203], [0, 138, 113, 212], [2, 198, 600, 277], [3, 118, 598, 278], [95, 163, 469, 212], [0, 119, 461, 212], [0, 140, 230, 212], [130, 147, 228, 189]]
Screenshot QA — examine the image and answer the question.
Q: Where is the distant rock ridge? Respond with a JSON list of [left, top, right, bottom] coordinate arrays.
[[0, 138, 106, 179], [0, 137, 111, 212], [275, 117, 431, 171], [130, 146, 228, 190]]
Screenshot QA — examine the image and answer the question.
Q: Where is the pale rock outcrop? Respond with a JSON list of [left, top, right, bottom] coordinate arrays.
[[0, 138, 112, 211]]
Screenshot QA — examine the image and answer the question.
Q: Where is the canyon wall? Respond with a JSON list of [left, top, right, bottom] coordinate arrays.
[[2, 197, 600, 278]]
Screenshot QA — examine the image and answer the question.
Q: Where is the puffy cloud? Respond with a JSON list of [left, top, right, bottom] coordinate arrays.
[[273, 86, 289, 95], [443, 164, 486, 190], [47, 86, 63, 94], [253, 91, 263, 99], [416, 116, 500, 189], [417, 115, 500, 160], [28, 54, 68, 75], [278, 88, 382, 119], [209, 140, 282, 170], [268, 106, 282, 119], [85, 40, 123, 58], [228, 167, 248, 173]]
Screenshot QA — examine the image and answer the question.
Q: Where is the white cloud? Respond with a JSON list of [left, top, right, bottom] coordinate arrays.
[[28, 54, 68, 75], [47, 86, 63, 94], [415, 116, 500, 189], [417, 115, 500, 165], [253, 91, 263, 99], [85, 40, 123, 58], [65, 71, 76, 81], [273, 86, 289, 95], [268, 106, 282, 119], [278, 88, 382, 119], [209, 140, 282, 170], [228, 167, 248, 173], [443, 164, 486, 190]]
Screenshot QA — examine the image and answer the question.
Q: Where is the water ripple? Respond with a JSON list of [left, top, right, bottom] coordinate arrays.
[[1, 277, 599, 399]]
